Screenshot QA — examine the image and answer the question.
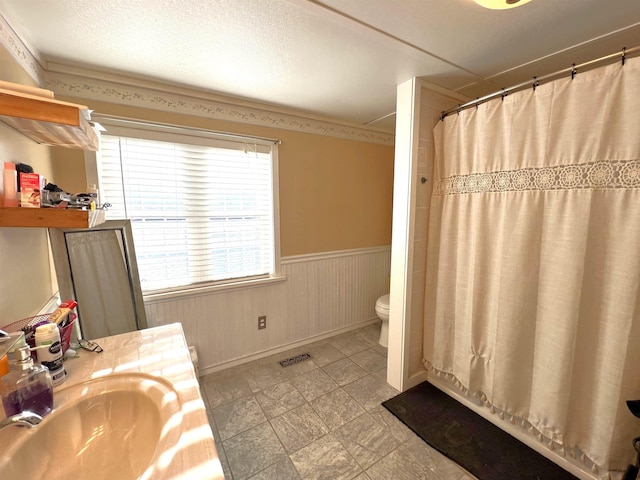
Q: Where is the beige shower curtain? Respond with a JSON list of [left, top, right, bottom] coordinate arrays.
[[423, 57, 640, 477], [67, 229, 137, 339]]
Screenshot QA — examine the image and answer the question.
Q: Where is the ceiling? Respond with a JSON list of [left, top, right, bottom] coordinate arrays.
[[1, 0, 639, 133]]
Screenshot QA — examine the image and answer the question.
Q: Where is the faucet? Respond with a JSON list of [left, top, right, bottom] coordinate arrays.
[[0, 411, 42, 431]]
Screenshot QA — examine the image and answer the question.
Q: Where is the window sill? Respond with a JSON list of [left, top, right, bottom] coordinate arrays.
[[143, 274, 287, 304]]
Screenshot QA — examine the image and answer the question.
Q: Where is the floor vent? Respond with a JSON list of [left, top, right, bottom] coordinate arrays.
[[279, 353, 311, 367]]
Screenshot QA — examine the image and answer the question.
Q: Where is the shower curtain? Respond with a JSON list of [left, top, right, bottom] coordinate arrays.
[[423, 56, 640, 477], [67, 229, 137, 339]]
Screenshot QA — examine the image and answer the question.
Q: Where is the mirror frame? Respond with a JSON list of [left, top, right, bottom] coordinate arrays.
[[48, 219, 148, 338]]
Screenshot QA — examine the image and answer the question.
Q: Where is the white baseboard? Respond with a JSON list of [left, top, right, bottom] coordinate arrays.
[[199, 317, 380, 376]]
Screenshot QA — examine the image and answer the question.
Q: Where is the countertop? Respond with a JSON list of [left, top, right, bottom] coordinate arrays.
[[0, 323, 224, 479]]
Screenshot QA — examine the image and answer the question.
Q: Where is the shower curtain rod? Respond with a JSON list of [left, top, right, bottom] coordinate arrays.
[[440, 45, 640, 120]]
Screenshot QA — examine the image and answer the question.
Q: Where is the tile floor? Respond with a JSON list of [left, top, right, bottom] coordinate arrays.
[[200, 322, 477, 480]]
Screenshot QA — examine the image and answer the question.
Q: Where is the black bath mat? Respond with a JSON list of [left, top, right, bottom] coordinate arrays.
[[382, 381, 578, 480]]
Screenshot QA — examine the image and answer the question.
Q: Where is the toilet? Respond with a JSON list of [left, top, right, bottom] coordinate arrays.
[[375, 294, 390, 348]]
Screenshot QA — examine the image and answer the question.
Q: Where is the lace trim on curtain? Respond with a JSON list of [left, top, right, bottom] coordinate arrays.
[[433, 159, 640, 196], [422, 359, 616, 479]]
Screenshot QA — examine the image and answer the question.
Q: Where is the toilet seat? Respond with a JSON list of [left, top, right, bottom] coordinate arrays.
[[375, 293, 390, 348], [375, 294, 390, 317]]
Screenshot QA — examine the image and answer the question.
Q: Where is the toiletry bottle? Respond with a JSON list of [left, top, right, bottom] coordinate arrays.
[[34, 323, 66, 386], [48, 300, 78, 326], [0, 345, 53, 417], [0, 164, 4, 207], [6, 332, 27, 370], [3, 162, 18, 207], [0, 355, 8, 379], [87, 183, 99, 207]]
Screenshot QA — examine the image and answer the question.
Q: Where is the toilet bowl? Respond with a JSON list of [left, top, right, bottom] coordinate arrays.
[[375, 294, 390, 348]]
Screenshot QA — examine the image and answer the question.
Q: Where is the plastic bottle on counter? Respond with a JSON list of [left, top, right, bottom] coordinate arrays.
[[87, 183, 99, 208], [0, 345, 53, 417], [0, 354, 8, 379], [3, 162, 18, 207], [34, 323, 66, 386]]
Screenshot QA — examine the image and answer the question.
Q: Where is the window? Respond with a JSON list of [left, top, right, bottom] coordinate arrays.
[[97, 119, 280, 295]]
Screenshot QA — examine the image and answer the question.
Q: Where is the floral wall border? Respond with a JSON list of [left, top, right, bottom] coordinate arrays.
[[45, 73, 395, 145], [0, 11, 393, 145], [0, 12, 43, 85]]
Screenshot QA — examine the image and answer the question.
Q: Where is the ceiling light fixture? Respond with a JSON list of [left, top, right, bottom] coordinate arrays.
[[473, 0, 532, 9]]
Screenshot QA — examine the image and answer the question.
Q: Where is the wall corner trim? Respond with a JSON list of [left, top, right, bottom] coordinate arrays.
[[0, 12, 44, 85]]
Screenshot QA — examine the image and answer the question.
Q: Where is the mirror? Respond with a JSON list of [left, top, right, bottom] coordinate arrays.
[[49, 220, 147, 340]]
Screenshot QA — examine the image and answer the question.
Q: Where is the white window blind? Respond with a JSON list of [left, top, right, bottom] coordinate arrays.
[[98, 125, 276, 293]]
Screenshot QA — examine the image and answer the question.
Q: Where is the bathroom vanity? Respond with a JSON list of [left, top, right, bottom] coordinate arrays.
[[0, 323, 223, 480]]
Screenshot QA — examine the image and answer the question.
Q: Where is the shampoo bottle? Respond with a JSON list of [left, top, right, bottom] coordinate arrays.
[[34, 323, 66, 386], [87, 183, 99, 207], [2, 162, 18, 207], [0, 345, 53, 417]]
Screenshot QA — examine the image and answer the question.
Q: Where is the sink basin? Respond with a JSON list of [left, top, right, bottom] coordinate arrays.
[[0, 373, 183, 480]]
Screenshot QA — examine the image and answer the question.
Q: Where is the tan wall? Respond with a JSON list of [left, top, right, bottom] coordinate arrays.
[[0, 46, 56, 325], [52, 99, 395, 257], [0, 41, 394, 326]]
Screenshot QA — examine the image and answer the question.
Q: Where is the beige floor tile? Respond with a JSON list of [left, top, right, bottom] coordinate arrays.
[[255, 380, 306, 419], [212, 395, 267, 440], [349, 348, 387, 373], [290, 368, 339, 401], [342, 374, 399, 411], [207, 328, 474, 480], [270, 403, 330, 454], [322, 358, 368, 387], [290, 434, 362, 480], [333, 413, 401, 469], [310, 388, 366, 430], [224, 422, 287, 480]]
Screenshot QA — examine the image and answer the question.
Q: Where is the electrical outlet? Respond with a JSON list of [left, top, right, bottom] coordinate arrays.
[[258, 315, 267, 330]]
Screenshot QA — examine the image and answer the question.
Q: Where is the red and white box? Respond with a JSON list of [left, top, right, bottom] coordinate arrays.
[[19, 172, 43, 208]]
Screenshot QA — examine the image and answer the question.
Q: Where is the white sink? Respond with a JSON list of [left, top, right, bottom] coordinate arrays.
[[0, 373, 183, 480]]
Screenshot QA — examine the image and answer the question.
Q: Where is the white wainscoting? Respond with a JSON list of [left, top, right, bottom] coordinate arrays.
[[143, 246, 391, 375]]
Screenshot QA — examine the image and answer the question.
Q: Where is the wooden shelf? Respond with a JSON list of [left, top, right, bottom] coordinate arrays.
[[0, 208, 105, 229], [0, 86, 98, 150]]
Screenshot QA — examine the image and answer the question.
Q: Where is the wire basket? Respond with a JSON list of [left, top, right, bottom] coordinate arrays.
[[1, 313, 77, 355]]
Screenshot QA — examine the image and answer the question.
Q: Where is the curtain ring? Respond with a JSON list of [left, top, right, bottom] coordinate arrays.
[[571, 63, 577, 80], [622, 47, 627, 66], [532, 77, 539, 91]]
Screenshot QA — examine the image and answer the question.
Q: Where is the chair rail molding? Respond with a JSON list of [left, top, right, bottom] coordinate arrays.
[[144, 246, 392, 375]]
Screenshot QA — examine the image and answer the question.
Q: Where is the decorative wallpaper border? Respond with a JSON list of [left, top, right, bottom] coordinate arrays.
[[0, 12, 393, 145], [434, 159, 640, 196], [44, 73, 394, 145], [0, 12, 43, 84]]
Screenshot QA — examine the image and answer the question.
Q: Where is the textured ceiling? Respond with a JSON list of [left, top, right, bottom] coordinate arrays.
[[1, 0, 639, 132]]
